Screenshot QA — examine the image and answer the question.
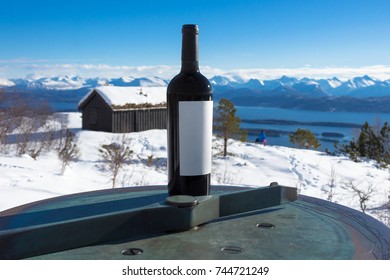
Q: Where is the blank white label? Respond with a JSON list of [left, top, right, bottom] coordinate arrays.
[[179, 101, 213, 176]]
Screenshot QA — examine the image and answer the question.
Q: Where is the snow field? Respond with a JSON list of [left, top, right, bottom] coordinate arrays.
[[0, 113, 389, 226]]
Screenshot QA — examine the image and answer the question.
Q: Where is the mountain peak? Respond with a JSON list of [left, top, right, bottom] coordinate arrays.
[[351, 75, 376, 87], [279, 75, 298, 84]]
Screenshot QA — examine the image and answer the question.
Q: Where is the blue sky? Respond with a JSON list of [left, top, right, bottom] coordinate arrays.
[[1, 0, 390, 79]]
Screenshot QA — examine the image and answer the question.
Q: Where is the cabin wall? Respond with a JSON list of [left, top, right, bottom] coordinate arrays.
[[80, 91, 167, 133], [112, 108, 167, 133], [81, 93, 112, 132]]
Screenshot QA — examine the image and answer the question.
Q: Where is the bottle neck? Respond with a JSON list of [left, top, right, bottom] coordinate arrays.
[[181, 24, 199, 73]]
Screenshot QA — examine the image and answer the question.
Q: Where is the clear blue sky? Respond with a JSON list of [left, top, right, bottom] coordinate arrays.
[[1, 0, 390, 78]]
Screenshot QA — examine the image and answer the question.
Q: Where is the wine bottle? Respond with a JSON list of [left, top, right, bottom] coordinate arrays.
[[167, 24, 213, 196]]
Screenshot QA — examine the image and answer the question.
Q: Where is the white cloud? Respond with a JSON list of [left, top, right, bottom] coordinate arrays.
[[0, 58, 49, 64], [224, 65, 390, 81], [2, 62, 390, 81], [15, 64, 181, 79]]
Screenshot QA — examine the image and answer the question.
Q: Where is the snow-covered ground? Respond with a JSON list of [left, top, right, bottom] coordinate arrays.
[[0, 113, 389, 226]]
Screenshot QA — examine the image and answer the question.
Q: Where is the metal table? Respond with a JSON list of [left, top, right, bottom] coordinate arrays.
[[0, 184, 389, 259]]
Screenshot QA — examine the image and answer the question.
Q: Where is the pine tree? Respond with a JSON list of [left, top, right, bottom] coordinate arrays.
[[379, 122, 390, 165], [338, 121, 390, 167], [357, 122, 371, 158], [214, 98, 241, 157]]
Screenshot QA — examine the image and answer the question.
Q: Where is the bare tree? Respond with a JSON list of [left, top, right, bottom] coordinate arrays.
[[15, 117, 36, 155], [0, 92, 13, 153], [346, 180, 375, 213], [58, 129, 80, 175], [4, 94, 53, 157], [20, 114, 57, 160], [327, 164, 338, 202], [98, 135, 133, 188], [40, 119, 57, 152]]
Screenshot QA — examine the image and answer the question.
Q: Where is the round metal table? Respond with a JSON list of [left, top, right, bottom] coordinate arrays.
[[0, 185, 389, 259]]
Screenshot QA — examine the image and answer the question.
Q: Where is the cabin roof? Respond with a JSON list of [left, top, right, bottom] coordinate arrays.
[[78, 86, 167, 109]]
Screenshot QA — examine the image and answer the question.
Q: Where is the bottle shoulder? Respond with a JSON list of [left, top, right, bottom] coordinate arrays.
[[167, 72, 212, 95]]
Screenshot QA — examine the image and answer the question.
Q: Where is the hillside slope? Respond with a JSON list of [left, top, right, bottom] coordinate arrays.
[[0, 113, 389, 226]]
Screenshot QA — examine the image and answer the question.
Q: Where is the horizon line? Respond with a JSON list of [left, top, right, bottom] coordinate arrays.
[[1, 64, 390, 81]]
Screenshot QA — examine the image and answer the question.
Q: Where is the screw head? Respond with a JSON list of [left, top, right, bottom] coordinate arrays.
[[256, 223, 275, 229], [121, 248, 143, 256], [221, 246, 244, 254]]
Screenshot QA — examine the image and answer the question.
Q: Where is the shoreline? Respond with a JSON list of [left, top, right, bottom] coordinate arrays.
[[241, 119, 362, 128]]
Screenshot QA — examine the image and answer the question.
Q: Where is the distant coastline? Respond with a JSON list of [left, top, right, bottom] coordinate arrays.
[[241, 119, 362, 128]]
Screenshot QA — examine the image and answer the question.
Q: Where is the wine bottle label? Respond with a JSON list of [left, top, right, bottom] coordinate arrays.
[[179, 100, 213, 176]]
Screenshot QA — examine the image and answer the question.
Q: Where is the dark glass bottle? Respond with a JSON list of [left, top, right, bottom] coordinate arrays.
[[167, 24, 213, 196]]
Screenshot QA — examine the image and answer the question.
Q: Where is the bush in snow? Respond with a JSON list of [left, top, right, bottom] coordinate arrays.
[[58, 128, 80, 175], [289, 128, 321, 150], [98, 135, 133, 188]]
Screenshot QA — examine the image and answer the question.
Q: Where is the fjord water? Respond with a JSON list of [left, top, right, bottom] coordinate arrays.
[[52, 98, 390, 152], [236, 106, 390, 152]]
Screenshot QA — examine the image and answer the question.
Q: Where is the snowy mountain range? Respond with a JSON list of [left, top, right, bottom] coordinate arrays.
[[210, 74, 390, 98], [1, 74, 390, 112], [0, 75, 169, 91], [1, 74, 389, 98]]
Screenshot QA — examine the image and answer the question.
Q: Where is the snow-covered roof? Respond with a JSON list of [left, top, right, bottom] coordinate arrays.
[[79, 86, 167, 109]]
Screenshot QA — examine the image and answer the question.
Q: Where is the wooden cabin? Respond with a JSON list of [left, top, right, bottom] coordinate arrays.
[[78, 86, 167, 133]]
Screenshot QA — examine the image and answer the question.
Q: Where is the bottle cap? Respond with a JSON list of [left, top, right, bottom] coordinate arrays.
[[182, 24, 199, 34]]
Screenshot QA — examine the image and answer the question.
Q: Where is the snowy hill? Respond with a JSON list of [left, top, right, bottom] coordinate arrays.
[[0, 113, 389, 226]]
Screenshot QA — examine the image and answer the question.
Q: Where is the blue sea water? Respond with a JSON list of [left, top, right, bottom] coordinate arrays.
[[51, 100, 390, 152], [235, 106, 390, 152], [51, 102, 79, 112]]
